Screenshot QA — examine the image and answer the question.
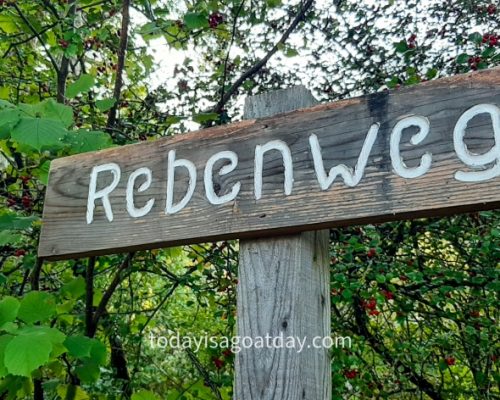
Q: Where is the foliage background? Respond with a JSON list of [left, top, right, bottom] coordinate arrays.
[[0, 0, 498, 399]]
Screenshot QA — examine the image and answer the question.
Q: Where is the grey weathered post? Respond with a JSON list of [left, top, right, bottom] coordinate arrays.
[[235, 87, 331, 400]]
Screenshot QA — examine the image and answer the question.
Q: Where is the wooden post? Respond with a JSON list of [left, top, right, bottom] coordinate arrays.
[[235, 87, 331, 400]]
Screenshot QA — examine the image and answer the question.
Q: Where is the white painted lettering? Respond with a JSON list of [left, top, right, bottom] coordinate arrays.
[[204, 151, 241, 205], [309, 123, 379, 189], [390, 115, 432, 179], [166, 150, 197, 214], [454, 104, 500, 182], [126, 167, 155, 218], [254, 140, 293, 200], [87, 163, 121, 224]]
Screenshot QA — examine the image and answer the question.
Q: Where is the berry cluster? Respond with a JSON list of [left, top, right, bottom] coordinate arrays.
[[344, 369, 358, 379], [408, 34, 417, 49], [381, 289, 394, 300], [482, 33, 499, 47], [468, 56, 482, 70], [444, 356, 456, 366], [209, 12, 224, 29], [5, 176, 34, 210], [84, 37, 102, 50], [58, 39, 69, 49], [367, 247, 377, 258], [361, 297, 381, 316], [14, 249, 26, 257], [212, 348, 232, 370]]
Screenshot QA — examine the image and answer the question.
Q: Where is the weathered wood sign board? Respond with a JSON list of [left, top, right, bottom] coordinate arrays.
[[39, 68, 500, 260]]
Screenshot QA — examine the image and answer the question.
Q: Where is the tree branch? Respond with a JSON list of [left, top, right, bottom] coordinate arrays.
[[351, 295, 443, 400], [106, 0, 130, 130], [89, 253, 133, 337], [12, 4, 60, 74], [57, 0, 77, 103], [211, 0, 315, 114], [85, 257, 96, 337]]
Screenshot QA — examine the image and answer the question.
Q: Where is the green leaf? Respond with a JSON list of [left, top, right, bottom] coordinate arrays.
[[65, 130, 113, 154], [0, 230, 24, 246], [20, 99, 73, 128], [64, 335, 107, 365], [38, 99, 73, 127], [386, 76, 399, 89], [75, 360, 100, 383], [17, 291, 56, 324], [132, 390, 159, 400], [139, 22, 163, 40], [376, 274, 386, 284], [468, 32, 483, 45], [342, 288, 353, 300], [482, 47, 496, 58], [89, 339, 107, 365], [11, 118, 67, 152], [394, 40, 408, 53], [267, 0, 282, 7], [64, 335, 95, 359], [193, 113, 219, 124], [456, 53, 469, 64], [0, 297, 20, 327], [425, 68, 438, 80], [95, 98, 116, 112], [284, 47, 299, 57], [0, 213, 38, 230], [184, 12, 209, 29], [61, 277, 86, 299], [0, 15, 21, 34], [67, 74, 95, 98], [0, 108, 20, 140], [32, 160, 50, 185], [0, 335, 13, 378], [4, 326, 65, 377], [57, 385, 89, 400]]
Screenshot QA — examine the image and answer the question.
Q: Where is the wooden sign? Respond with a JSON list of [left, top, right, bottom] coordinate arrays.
[[39, 68, 500, 260]]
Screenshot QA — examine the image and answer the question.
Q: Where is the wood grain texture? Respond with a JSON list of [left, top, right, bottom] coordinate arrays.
[[235, 232, 331, 400], [39, 68, 500, 259], [236, 88, 330, 400]]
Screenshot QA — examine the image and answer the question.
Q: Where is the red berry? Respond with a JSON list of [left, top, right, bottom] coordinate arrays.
[[21, 195, 31, 209], [381, 289, 394, 300], [213, 357, 224, 369], [470, 310, 480, 318], [20, 175, 30, 184], [58, 39, 69, 49], [7, 198, 16, 207], [344, 369, 358, 379], [399, 274, 409, 282], [208, 12, 224, 29], [14, 249, 26, 257], [444, 356, 455, 366], [487, 4, 497, 15], [363, 297, 377, 310], [222, 349, 232, 357], [489, 36, 498, 46], [491, 355, 498, 362], [367, 248, 377, 258], [369, 310, 380, 316]]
